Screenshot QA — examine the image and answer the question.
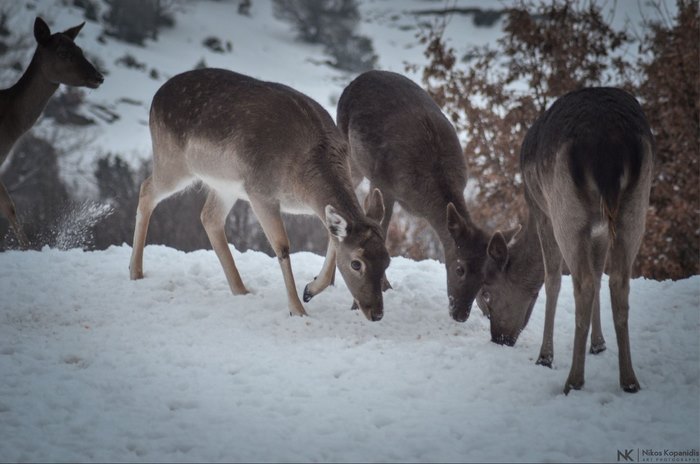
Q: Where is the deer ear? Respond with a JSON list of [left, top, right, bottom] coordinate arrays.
[[62, 22, 85, 41], [364, 188, 385, 225], [325, 205, 349, 242], [446, 203, 468, 240], [487, 231, 509, 270], [34, 17, 51, 45]]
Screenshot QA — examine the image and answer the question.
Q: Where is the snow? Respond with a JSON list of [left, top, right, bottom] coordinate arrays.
[[1, 245, 698, 462]]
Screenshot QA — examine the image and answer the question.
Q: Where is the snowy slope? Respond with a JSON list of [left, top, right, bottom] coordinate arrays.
[[4, 0, 666, 194], [0, 246, 698, 462]]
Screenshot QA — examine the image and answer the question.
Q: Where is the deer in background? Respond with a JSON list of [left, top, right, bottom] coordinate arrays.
[[328, 70, 489, 322], [129, 68, 390, 321], [0, 17, 104, 248], [477, 87, 654, 394]]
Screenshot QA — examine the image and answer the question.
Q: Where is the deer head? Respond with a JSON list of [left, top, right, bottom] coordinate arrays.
[[444, 203, 489, 322], [325, 188, 390, 322], [33, 17, 104, 89], [476, 226, 540, 346]]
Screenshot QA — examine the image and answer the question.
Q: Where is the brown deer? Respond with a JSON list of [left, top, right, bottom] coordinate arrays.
[[476, 87, 654, 394], [330, 70, 489, 322], [0, 17, 104, 247], [129, 68, 390, 321]]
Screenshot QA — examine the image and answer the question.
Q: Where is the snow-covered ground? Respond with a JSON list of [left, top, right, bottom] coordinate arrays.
[[0, 246, 698, 462]]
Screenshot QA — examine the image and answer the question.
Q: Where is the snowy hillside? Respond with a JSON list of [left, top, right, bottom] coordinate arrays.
[[6, 0, 505, 186], [0, 246, 698, 462], [3, 0, 664, 193]]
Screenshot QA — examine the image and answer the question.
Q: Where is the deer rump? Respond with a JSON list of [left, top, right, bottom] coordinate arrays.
[[521, 87, 652, 236]]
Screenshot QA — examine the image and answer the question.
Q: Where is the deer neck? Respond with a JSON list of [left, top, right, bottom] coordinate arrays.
[[511, 210, 545, 291], [7, 50, 60, 136], [308, 173, 365, 224]]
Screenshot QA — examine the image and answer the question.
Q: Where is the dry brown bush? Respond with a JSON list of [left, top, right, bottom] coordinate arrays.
[[412, 0, 698, 280], [635, 0, 699, 279]]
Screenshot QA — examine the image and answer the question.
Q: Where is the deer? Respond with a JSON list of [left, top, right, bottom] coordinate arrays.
[[129, 68, 390, 321], [328, 70, 489, 322], [476, 87, 654, 394], [0, 17, 104, 248]]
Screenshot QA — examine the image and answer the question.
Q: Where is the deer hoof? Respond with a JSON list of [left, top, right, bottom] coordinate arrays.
[[302, 284, 314, 303], [536, 355, 553, 368], [589, 341, 607, 355], [289, 306, 308, 317], [130, 269, 144, 280], [622, 380, 641, 393], [564, 378, 584, 395], [350, 300, 358, 310]]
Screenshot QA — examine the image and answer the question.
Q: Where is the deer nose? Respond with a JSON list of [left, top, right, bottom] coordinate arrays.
[[371, 311, 383, 322], [449, 300, 472, 323]]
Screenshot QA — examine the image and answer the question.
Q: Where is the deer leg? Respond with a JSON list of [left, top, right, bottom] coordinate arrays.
[[608, 241, 640, 392], [589, 237, 609, 354], [130, 174, 193, 280], [535, 216, 562, 368], [248, 194, 307, 317], [608, 214, 644, 393], [558, 233, 598, 394], [303, 235, 337, 302], [201, 190, 249, 296], [129, 176, 157, 280], [0, 180, 29, 249]]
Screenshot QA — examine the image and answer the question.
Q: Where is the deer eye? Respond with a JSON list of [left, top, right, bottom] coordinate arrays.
[[350, 260, 362, 271], [455, 265, 465, 277]]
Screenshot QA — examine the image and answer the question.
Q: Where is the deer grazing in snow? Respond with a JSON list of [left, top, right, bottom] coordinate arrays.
[[129, 68, 390, 321], [0, 17, 104, 248], [333, 70, 489, 322], [476, 87, 654, 394]]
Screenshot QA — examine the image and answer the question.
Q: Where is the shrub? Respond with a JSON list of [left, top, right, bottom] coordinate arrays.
[[416, 0, 698, 279], [273, 0, 377, 72]]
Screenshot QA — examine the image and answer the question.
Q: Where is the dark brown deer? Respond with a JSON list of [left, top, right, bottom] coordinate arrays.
[[477, 87, 654, 394], [129, 68, 390, 321], [0, 17, 104, 247], [330, 70, 488, 322]]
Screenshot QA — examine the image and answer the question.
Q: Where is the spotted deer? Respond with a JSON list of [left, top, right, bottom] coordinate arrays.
[[0, 17, 103, 248], [477, 87, 654, 393], [333, 70, 489, 322], [129, 68, 390, 321]]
